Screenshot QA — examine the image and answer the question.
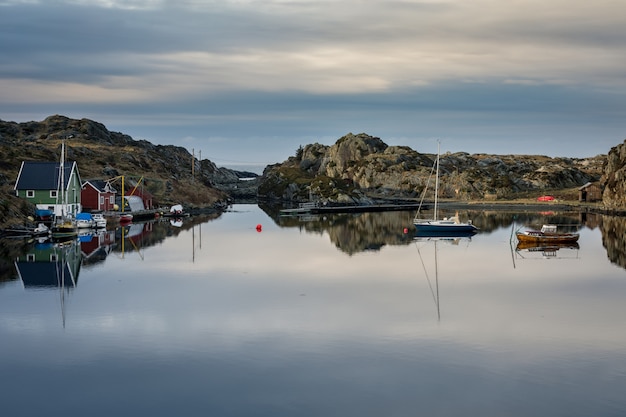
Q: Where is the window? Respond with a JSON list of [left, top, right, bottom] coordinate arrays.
[[26, 190, 34, 198], [50, 190, 57, 198], [109, 196, 114, 204], [100, 196, 104, 205]]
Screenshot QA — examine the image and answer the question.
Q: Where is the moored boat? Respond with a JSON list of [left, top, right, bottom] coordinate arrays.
[[91, 212, 107, 228], [516, 224, 579, 244], [118, 213, 133, 224], [413, 141, 477, 235], [75, 212, 95, 228]]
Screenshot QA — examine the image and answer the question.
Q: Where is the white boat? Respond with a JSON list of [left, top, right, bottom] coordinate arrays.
[[75, 212, 95, 228], [413, 142, 477, 236], [91, 212, 107, 228]]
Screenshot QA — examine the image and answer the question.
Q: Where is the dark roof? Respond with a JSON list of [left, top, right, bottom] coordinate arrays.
[[84, 179, 117, 193], [15, 161, 77, 190]]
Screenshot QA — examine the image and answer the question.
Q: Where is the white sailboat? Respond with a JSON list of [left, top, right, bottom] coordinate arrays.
[[413, 142, 477, 237], [51, 139, 78, 240]]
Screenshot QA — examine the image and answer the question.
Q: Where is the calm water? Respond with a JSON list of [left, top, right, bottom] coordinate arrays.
[[1, 204, 626, 417]]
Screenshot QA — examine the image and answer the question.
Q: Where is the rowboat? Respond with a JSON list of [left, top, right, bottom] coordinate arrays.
[[516, 224, 579, 244]]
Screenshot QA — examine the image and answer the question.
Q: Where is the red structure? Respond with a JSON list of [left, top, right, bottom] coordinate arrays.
[[82, 180, 117, 211]]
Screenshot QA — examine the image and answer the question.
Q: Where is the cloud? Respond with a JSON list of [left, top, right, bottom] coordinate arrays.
[[1, 0, 625, 161]]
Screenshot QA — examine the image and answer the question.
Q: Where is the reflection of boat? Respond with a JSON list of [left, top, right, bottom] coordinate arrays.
[[516, 224, 579, 244], [414, 142, 477, 234], [516, 241, 580, 252], [513, 239, 580, 261]]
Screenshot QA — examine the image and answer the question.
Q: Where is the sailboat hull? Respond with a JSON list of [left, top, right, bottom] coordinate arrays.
[[414, 221, 477, 236]]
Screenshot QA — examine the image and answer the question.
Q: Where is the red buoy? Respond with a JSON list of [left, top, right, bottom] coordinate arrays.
[[256, 224, 262, 232]]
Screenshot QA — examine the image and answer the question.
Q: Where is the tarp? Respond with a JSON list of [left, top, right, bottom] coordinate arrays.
[[76, 212, 93, 221], [537, 195, 555, 202]]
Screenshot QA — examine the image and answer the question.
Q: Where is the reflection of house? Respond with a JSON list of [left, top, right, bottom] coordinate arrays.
[[81, 230, 116, 265], [14, 241, 82, 287], [14, 161, 82, 216], [82, 180, 117, 211], [579, 182, 603, 202]]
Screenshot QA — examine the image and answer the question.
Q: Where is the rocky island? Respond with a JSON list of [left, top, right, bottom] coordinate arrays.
[[1, 115, 626, 229]]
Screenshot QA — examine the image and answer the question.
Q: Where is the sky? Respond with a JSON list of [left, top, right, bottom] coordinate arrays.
[[1, 0, 625, 172]]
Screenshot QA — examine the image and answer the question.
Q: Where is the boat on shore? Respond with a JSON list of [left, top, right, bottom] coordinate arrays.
[[516, 224, 579, 244]]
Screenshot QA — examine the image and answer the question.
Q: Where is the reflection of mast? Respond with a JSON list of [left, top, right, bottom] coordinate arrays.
[[192, 222, 203, 263], [416, 240, 440, 321], [54, 240, 77, 328]]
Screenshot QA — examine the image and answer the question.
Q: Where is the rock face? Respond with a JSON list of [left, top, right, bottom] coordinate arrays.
[[602, 139, 626, 209], [259, 132, 605, 203]]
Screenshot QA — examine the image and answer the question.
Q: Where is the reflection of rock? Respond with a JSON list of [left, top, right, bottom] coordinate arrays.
[[265, 205, 601, 256], [279, 211, 415, 255], [600, 216, 626, 269]]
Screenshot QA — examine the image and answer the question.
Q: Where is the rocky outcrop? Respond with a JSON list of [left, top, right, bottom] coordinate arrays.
[[0, 115, 256, 212], [259, 133, 605, 204], [601, 139, 626, 209]]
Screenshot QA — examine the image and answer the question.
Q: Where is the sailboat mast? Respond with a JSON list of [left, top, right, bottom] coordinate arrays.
[[60, 139, 65, 219], [434, 141, 440, 221]]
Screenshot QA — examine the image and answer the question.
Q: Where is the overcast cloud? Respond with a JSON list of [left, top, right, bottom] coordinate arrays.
[[1, 0, 625, 170]]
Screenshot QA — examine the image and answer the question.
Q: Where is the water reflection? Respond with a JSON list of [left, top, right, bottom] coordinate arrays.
[[14, 238, 82, 326], [413, 234, 475, 321], [1, 205, 626, 417], [600, 216, 626, 268], [260, 203, 626, 270]]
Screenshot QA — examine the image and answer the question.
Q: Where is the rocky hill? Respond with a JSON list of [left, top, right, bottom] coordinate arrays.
[[601, 139, 626, 209], [259, 133, 606, 204], [0, 115, 257, 226]]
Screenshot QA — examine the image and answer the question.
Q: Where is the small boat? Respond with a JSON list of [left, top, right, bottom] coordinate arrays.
[[414, 141, 478, 234], [162, 204, 189, 217], [516, 224, 579, 244], [2, 223, 50, 238], [118, 213, 133, 224], [75, 212, 95, 228], [91, 212, 107, 228]]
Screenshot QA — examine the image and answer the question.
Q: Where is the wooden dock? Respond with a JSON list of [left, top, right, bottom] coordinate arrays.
[[280, 202, 423, 216]]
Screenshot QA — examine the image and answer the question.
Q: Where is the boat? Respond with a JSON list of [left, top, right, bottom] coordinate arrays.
[[75, 212, 95, 228], [2, 223, 50, 239], [413, 142, 478, 235], [118, 213, 133, 224], [162, 204, 189, 218], [516, 224, 579, 244], [50, 140, 78, 240], [91, 212, 107, 228]]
